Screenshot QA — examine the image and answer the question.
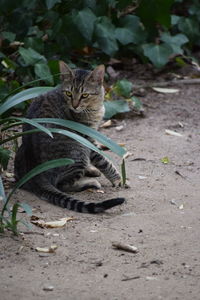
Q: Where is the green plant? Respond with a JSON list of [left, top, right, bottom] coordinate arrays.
[[0, 86, 126, 234], [104, 79, 144, 119], [0, 0, 200, 97]]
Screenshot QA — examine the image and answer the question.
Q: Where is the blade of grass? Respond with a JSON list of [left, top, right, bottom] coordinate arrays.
[[33, 118, 126, 157], [1, 158, 74, 216], [0, 87, 55, 115]]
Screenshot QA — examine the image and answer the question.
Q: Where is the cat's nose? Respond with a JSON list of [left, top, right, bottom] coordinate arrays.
[[72, 100, 80, 109]]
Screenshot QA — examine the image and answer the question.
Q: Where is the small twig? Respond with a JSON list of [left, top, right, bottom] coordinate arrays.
[[20, 231, 44, 236], [122, 275, 140, 281]]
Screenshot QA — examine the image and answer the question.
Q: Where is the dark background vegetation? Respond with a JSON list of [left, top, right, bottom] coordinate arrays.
[[0, 0, 200, 99]]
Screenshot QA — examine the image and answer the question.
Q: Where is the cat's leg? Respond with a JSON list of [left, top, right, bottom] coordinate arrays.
[[85, 165, 101, 177], [90, 151, 121, 186], [61, 177, 101, 192], [57, 155, 101, 192]]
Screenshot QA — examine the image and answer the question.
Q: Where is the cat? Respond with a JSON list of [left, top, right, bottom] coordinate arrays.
[[14, 61, 125, 213]]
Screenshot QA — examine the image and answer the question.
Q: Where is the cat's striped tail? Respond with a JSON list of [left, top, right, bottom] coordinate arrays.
[[38, 183, 125, 213]]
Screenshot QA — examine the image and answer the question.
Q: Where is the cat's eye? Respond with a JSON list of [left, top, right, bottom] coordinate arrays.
[[65, 91, 72, 97], [82, 93, 89, 98]]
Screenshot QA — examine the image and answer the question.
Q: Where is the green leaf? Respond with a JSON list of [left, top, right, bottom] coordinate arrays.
[[161, 156, 170, 164], [19, 203, 32, 216], [104, 100, 130, 119], [0, 175, 6, 203], [95, 16, 118, 56], [74, 8, 96, 42], [46, 0, 61, 9], [32, 118, 126, 157], [12, 117, 54, 138], [115, 28, 134, 45], [2, 31, 16, 42], [34, 63, 54, 85], [6, 158, 74, 204], [114, 79, 133, 98], [136, 0, 174, 29], [0, 87, 54, 115], [0, 147, 11, 170], [160, 33, 188, 54], [121, 158, 126, 186], [143, 43, 173, 68], [178, 17, 200, 44], [116, 15, 146, 45], [130, 96, 144, 113], [19, 47, 46, 66]]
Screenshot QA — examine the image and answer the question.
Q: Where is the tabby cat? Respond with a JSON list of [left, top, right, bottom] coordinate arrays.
[[14, 62, 125, 213]]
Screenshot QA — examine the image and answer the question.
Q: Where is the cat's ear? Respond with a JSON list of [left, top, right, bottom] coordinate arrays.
[[87, 65, 105, 84], [59, 61, 74, 81]]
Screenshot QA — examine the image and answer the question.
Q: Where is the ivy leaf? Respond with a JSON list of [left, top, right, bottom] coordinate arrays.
[[178, 17, 200, 44], [34, 63, 54, 85], [114, 80, 133, 98], [160, 33, 188, 54], [94, 17, 118, 56], [143, 43, 173, 68], [19, 47, 46, 66], [74, 8, 96, 42], [116, 15, 146, 45], [45, 0, 61, 10], [2, 31, 16, 42], [104, 100, 130, 119]]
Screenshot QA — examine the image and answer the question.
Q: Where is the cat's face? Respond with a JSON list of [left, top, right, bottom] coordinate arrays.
[[60, 62, 105, 112]]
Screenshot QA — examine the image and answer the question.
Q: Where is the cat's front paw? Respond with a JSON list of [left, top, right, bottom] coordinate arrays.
[[112, 178, 130, 188]]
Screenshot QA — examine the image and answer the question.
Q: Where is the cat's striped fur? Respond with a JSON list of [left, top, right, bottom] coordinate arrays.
[[14, 62, 125, 213]]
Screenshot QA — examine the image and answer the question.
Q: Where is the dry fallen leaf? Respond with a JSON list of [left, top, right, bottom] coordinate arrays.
[[35, 245, 58, 253], [31, 216, 74, 228], [100, 120, 112, 128], [152, 87, 179, 93], [165, 129, 183, 137]]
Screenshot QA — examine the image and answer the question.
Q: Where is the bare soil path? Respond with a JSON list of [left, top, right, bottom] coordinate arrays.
[[1, 77, 200, 300]]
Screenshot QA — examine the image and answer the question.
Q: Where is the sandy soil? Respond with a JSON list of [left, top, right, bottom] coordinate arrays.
[[1, 73, 200, 300]]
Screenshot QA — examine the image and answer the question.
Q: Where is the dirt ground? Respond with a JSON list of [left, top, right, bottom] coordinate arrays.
[[0, 68, 200, 300]]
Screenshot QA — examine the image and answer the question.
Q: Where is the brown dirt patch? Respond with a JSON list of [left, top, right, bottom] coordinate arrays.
[[1, 74, 200, 300]]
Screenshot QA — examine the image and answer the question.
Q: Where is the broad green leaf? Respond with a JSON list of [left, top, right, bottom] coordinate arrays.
[[32, 118, 126, 157], [95, 16, 118, 56], [130, 96, 144, 113], [0, 87, 54, 114], [143, 43, 173, 68], [114, 79, 133, 98], [160, 33, 188, 54], [34, 63, 54, 85], [46, 0, 61, 9], [136, 0, 174, 29], [19, 47, 46, 66], [115, 28, 134, 45], [178, 17, 200, 44], [116, 15, 146, 45], [104, 100, 130, 119], [74, 8, 96, 41], [6, 158, 74, 204], [2, 31, 16, 42], [0, 147, 11, 170]]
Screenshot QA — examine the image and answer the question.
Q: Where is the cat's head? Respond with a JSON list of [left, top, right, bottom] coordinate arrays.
[[60, 61, 105, 112]]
